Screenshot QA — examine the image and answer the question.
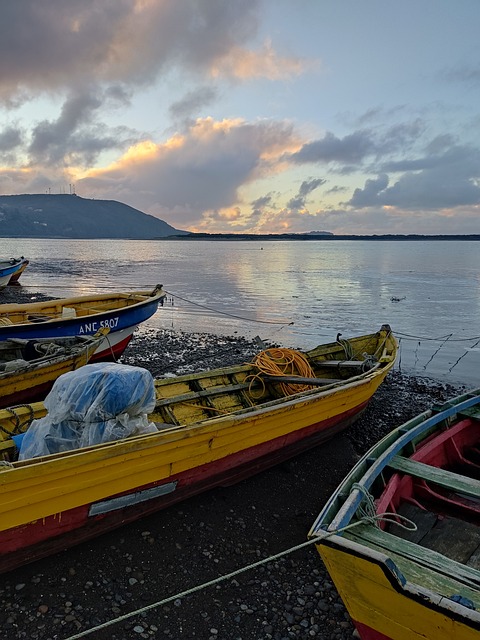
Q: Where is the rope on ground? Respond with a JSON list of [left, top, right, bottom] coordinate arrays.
[[61, 507, 410, 640]]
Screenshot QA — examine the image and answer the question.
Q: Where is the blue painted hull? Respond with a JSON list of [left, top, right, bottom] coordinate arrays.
[[0, 288, 165, 359], [0, 262, 24, 289]]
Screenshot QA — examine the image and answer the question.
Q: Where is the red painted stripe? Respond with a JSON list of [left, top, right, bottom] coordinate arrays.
[[89, 333, 133, 362], [354, 621, 392, 640], [0, 381, 56, 409]]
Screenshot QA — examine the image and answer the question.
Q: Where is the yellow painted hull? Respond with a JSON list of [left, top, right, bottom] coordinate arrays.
[[0, 325, 397, 571], [1, 370, 389, 531], [318, 537, 480, 639]]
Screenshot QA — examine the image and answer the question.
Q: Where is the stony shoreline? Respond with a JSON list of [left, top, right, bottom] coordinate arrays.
[[0, 286, 466, 640]]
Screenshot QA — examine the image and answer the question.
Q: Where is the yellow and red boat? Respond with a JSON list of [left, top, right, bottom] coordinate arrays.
[[0, 330, 107, 408], [0, 325, 396, 573], [310, 388, 480, 640]]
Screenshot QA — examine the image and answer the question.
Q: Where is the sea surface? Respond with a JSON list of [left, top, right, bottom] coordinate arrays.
[[1, 238, 479, 386]]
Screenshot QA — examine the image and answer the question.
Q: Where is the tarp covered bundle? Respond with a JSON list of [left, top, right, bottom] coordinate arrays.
[[19, 363, 158, 460]]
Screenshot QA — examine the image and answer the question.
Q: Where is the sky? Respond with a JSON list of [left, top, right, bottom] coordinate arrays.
[[1, 1, 479, 235]]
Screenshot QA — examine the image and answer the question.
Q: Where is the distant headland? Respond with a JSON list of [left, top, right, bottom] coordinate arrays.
[[162, 232, 480, 241]]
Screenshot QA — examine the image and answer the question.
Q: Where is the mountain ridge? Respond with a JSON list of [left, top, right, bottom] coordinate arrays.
[[0, 194, 186, 239]]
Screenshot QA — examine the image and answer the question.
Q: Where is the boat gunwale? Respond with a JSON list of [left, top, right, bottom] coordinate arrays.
[[0, 333, 105, 378], [0, 331, 396, 473], [1, 360, 392, 474], [310, 388, 480, 534], [0, 287, 165, 318]]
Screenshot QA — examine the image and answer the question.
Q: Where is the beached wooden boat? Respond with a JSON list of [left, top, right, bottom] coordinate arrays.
[[0, 325, 396, 572], [0, 330, 107, 409], [0, 259, 25, 289], [0, 285, 166, 361], [310, 388, 480, 640], [5, 256, 29, 284]]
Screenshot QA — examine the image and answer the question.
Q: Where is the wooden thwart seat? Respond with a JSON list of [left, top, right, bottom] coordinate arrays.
[[155, 381, 257, 408], [388, 455, 480, 499], [318, 360, 367, 368]]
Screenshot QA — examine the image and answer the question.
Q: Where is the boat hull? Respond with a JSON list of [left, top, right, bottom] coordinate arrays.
[[0, 325, 396, 572], [310, 389, 480, 640], [0, 400, 367, 573], [0, 288, 164, 360], [0, 262, 24, 289], [319, 537, 480, 640], [8, 258, 29, 284]]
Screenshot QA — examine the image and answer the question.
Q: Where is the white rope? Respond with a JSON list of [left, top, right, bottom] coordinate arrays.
[[61, 504, 414, 640], [352, 483, 418, 532]]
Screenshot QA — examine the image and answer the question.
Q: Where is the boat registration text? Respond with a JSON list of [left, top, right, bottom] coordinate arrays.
[[78, 317, 119, 334]]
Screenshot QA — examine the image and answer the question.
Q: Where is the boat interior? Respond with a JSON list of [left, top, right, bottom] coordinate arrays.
[[0, 329, 394, 463], [378, 409, 480, 569], [0, 291, 157, 324], [0, 337, 85, 370], [344, 404, 480, 602]]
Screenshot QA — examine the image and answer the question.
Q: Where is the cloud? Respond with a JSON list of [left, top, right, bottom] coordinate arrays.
[[0, 126, 23, 153], [287, 177, 326, 210], [251, 194, 274, 209], [25, 89, 138, 167], [349, 174, 389, 208], [169, 87, 219, 128], [288, 120, 428, 169], [444, 63, 480, 87], [209, 40, 308, 80], [0, 1, 290, 105], [289, 131, 375, 165], [78, 117, 299, 226], [351, 145, 480, 209]]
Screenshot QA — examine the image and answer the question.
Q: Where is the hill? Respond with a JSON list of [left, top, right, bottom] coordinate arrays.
[[0, 194, 186, 239]]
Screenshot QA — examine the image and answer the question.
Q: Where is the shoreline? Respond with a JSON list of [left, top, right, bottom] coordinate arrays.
[[0, 286, 466, 640]]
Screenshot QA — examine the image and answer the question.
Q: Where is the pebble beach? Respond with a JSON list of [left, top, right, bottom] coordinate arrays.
[[0, 287, 466, 640]]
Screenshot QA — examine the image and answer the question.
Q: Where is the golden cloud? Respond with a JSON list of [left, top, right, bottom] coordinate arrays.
[[210, 41, 307, 80]]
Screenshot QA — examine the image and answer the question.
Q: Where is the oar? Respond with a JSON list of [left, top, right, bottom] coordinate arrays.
[[261, 375, 342, 386]]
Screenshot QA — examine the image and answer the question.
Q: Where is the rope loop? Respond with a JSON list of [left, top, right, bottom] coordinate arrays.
[[247, 347, 316, 396], [351, 482, 417, 532]]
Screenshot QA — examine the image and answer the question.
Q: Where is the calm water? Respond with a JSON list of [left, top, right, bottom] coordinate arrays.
[[1, 238, 479, 386]]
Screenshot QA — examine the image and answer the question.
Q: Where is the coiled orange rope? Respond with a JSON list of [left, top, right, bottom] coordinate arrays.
[[249, 347, 316, 396]]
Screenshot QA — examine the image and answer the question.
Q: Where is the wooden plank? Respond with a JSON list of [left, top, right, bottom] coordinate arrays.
[[317, 360, 367, 368], [391, 502, 438, 544], [388, 455, 480, 498], [421, 516, 480, 565], [458, 406, 480, 421], [155, 381, 257, 408], [351, 526, 480, 586], [467, 544, 480, 570], [346, 528, 480, 609]]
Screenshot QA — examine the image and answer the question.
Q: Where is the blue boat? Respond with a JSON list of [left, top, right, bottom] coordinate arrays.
[[0, 260, 25, 289], [0, 286, 166, 361]]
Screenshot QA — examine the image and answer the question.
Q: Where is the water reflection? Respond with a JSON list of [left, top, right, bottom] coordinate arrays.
[[0, 238, 478, 384]]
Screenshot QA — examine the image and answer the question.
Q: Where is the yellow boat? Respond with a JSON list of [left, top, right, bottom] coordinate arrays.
[[310, 388, 480, 640], [0, 330, 107, 408], [0, 324, 396, 573]]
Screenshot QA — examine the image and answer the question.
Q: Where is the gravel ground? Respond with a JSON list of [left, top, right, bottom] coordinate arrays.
[[0, 287, 466, 640]]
